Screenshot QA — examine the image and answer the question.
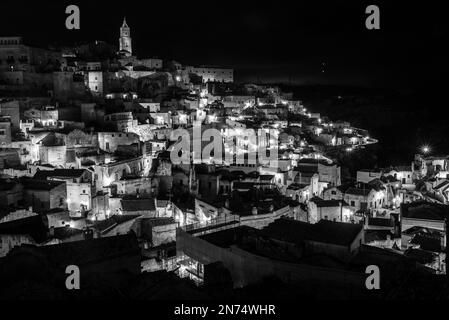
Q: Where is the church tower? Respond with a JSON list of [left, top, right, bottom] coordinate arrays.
[[119, 17, 132, 57]]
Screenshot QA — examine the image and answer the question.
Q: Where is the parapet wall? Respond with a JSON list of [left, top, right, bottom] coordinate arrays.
[[176, 228, 366, 291]]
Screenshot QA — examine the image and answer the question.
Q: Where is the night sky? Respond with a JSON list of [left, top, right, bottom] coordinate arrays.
[[0, 1, 448, 91]]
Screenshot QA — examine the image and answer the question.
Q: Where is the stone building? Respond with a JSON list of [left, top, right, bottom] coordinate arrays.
[[22, 179, 67, 213], [98, 131, 140, 153], [34, 169, 94, 217]]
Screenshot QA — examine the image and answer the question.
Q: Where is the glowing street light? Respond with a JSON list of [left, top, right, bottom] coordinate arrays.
[[421, 145, 430, 154]]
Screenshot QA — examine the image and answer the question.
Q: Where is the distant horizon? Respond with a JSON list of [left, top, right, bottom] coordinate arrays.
[[1, 1, 447, 92], [0, 34, 429, 92], [0, 36, 430, 91]]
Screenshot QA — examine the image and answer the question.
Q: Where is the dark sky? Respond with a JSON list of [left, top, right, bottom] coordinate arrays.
[[1, 0, 448, 90]]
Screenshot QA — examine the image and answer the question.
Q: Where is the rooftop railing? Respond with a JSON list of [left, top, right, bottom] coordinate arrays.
[[180, 214, 241, 236]]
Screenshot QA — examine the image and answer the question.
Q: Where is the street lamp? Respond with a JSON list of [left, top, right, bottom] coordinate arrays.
[[421, 145, 430, 154]]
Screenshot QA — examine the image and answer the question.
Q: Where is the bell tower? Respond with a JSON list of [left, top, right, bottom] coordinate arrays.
[[119, 17, 132, 57]]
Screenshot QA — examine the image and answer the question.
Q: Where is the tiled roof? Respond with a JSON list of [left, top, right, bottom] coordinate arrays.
[[297, 171, 316, 178], [52, 226, 84, 239], [94, 214, 141, 233], [0, 215, 49, 243], [404, 248, 436, 265], [401, 202, 449, 221], [313, 199, 349, 208], [294, 165, 318, 174], [402, 226, 442, 236], [345, 187, 372, 197], [34, 169, 86, 179], [121, 198, 156, 212], [410, 234, 442, 252], [367, 217, 394, 227], [287, 183, 309, 190], [36, 233, 140, 267], [144, 217, 176, 227], [262, 218, 362, 247], [390, 165, 412, 172], [233, 182, 254, 190], [21, 178, 65, 190]]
